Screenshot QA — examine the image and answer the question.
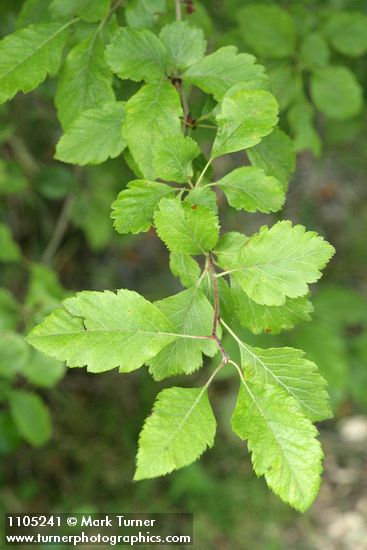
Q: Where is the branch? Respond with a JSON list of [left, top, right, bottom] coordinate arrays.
[[209, 254, 229, 363], [41, 194, 75, 265]]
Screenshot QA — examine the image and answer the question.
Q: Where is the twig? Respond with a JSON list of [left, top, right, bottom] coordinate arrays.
[[195, 158, 212, 187], [41, 194, 75, 265], [196, 123, 217, 130], [175, 0, 182, 20], [7, 136, 39, 178]]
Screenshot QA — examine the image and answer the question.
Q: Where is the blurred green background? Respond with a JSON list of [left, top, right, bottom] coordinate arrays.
[[1, 0, 367, 548]]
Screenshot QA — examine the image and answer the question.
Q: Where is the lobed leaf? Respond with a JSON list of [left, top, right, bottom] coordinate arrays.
[[26, 290, 181, 373], [217, 221, 335, 306], [232, 280, 313, 334]]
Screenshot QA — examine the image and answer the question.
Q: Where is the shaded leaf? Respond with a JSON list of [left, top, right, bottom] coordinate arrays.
[[153, 135, 200, 183], [55, 102, 126, 165], [148, 287, 217, 380], [111, 180, 175, 235]]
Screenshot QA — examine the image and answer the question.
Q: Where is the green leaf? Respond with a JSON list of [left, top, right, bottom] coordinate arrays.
[[148, 287, 217, 380], [56, 29, 114, 129], [291, 319, 347, 407], [232, 280, 313, 335], [134, 386, 216, 479], [55, 102, 126, 166], [0, 223, 21, 262], [26, 264, 65, 321], [300, 32, 330, 68], [0, 333, 30, 380], [154, 197, 219, 254], [215, 166, 285, 213], [159, 21, 207, 74], [239, 4, 296, 59], [22, 350, 65, 389], [232, 382, 323, 512], [169, 253, 201, 288], [287, 97, 321, 156], [17, 0, 51, 28], [153, 135, 200, 183], [0, 289, 20, 332], [324, 12, 367, 57], [267, 64, 301, 111], [0, 161, 28, 195], [211, 89, 278, 159], [26, 289, 181, 373], [50, 0, 110, 23], [9, 390, 52, 447], [111, 180, 175, 235], [0, 22, 69, 104], [70, 169, 115, 251], [310, 66, 363, 121], [214, 231, 249, 268], [183, 46, 268, 101], [123, 80, 182, 179], [35, 166, 75, 200], [237, 341, 332, 421], [185, 186, 218, 213], [217, 221, 335, 306], [105, 27, 167, 82], [125, 0, 166, 29], [247, 128, 296, 190]]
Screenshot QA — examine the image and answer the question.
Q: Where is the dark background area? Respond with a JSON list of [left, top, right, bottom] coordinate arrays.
[[0, 1, 367, 548]]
